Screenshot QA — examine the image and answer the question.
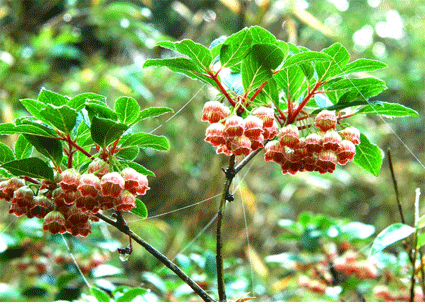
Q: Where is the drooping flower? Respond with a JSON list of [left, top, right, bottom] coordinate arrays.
[[100, 172, 125, 197], [253, 107, 275, 128], [205, 123, 226, 146], [339, 126, 360, 145], [201, 101, 231, 123], [59, 168, 80, 192], [224, 116, 245, 137], [278, 124, 300, 148], [315, 110, 337, 132], [43, 211, 66, 234], [78, 173, 100, 197]]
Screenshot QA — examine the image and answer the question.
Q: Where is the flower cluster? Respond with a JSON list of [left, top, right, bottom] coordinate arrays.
[[264, 111, 360, 175], [203, 102, 277, 156], [0, 159, 149, 237], [202, 103, 360, 174], [333, 250, 378, 279], [374, 285, 424, 302]]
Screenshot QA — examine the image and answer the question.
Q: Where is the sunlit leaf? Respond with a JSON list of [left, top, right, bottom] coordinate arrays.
[[370, 223, 415, 256]]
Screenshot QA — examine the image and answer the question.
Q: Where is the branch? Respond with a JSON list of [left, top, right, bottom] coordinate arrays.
[[95, 212, 215, 302], [216, 155, 236, 302], [288, 81, 323, 124], [387, 149, 406, 224], [69, 140, 94, 160]]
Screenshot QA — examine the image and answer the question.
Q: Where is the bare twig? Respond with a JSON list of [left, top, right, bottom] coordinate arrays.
[[387, 149, 406, 223], [95, 212, 215, 302]]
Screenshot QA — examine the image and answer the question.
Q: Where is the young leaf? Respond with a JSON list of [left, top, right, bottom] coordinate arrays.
[[340, 59, 387, 75], [130, 198, 148, 218], [114, 97, 140, 124], [24, 134, 63, 165], [1, 157, 54, 181], [68, 93, 106, 111], [353, 133, 383, 176], [370, 223, 415, 256], [37, 88, 68, 106], [220, 28, 253, 68], [357, 102, 419, 117], [14, 135, 33, 159], [143, 58, 217, 88], [157, 39, 213, 71], [137, 107, 174, 122], [90, 116, 128, 148], [90, 287, 110, 302], [120, 133, 169, 151], [0, 143, 15, 164], [116, 288, 147, 302], [39, 105, 78, 134]]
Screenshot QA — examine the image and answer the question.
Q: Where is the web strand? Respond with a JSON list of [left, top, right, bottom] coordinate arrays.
[[149, 84, 206, 134]]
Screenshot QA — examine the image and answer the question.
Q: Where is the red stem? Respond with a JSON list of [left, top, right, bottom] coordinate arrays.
[[22, 176, 40, 184], [288, 81, 323, 124], [110, 137, 121, 155], [68, 140, 93, 159], [207, 71, 236, 107], [249, 80, 269, 102]]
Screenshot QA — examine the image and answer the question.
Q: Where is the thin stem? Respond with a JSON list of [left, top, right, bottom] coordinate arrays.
[[95, 212, 215, 302], [68, 140, 93, 159], [207, 71, 236, 107], [387, 149, 406, 224], [411, 228, 419, 301], [22, 176, 40, 184], [249, 80, 269, 102], [110, 137, 121, 155], [420, 250, 425, 298], [216, 155, 236, 302]]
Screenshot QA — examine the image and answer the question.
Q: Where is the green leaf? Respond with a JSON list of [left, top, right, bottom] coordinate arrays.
[[1, 157, 54, 181], [120, 161, 155, 177], [249, 26, 277, 44], [417, 233, 425, 250], [121, 133, 169, 151], [130, 198, 148, 219], [20, 99, 50, 124], [276, 40, 289, 60], [370, 223, 415, 256], [341, 59, 387, 75], [90, 116, 128, 148], [357, 102, 419, 117], [316, 43, 350, 79], [137, 107, 173, 121], [0, 123, 57, 138], [91, 287, 110, 302], [274, 65, 307, 103], [143, 58, 217, 88], [0, 143, 15, 164], [24, 134, 63, 165], [282, 51, 334, 69], [114, 97, 140, 124], [37, 88, 68, 106], [418, 214, 425, 229], [326, 77, 387, 104], [14, 135, 33, 159], [68, 93, 106, 111], [86, 102, 118, 120], [353, 133, 383, 176], [116, 288, 147, 302], [220, 28, 253, 68], [116, 146, 139, 161], [157, 39, 213, 71], [39, 105, 78, 134], [0, 123, 17, 135]]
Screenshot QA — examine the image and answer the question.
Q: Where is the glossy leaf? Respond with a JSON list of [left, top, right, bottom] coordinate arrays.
[[20, 99, 50, 124], [90, 116, 128, 148], [115, 146, 139, 161], [119, 160, 155, 177], [39, 104, 78, 134], [274, 65, 306, 103], [249, 26, 276, 44], [282, 51, 334, 69], [341, 59, 388, 75], [370, 223, 415, 256], [1, 157, 54, 181], [24, 134, 63, 165], [114, 96, 140, 124], [131, 198, 148, 218], [241, 48, 274, 91], [86, 102, 118, 120], [37, 88, 68, 106], [220, 28, 252, 68], [157, 39, 213, 71], [90, 287, 110, 302], [68, 93, 106, 111], [14, 135, 33, 159], [0, 143, 15, 164], [120, 133, 169, 151], [14, 123, 57, 137], [353, 133, 383, 176], [316, 43, 350, 79], [357, 102, 419, 117]]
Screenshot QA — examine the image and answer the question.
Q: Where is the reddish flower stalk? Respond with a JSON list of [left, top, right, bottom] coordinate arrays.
[[288, 81, 324, 124], [207, 71, 236, 107]]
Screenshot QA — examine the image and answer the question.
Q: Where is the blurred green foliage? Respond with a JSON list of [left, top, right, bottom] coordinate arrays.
[[1, 0, 425, 301]]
